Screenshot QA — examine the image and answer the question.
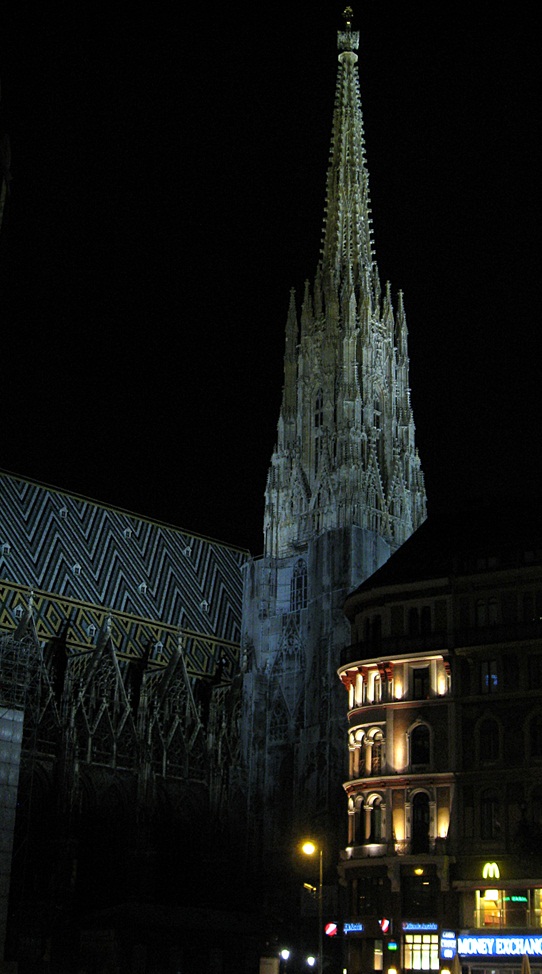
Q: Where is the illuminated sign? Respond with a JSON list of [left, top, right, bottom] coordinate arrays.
[[343, 922, 364, 934], [482, 862, 500, 880], [388, 941, 398, 951], [441, 931, 457, 959], [325, 923, 338, 937], [402, 922, 439, 932], [458, 935, 542, 957]]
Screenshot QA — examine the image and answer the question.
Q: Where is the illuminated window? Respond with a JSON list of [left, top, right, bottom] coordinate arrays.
[[476, 888, 504, 927], [403, 934, 439, 970], [290, 559, 307, 611], [481, 659, 498, 693]]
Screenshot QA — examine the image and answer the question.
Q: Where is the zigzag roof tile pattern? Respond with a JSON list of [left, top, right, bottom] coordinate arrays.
[[0, 471, 248, 675]]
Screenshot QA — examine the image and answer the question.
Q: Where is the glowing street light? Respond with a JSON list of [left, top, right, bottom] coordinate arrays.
[[280, 948, 291, 972], [302, 841, 323, 973]]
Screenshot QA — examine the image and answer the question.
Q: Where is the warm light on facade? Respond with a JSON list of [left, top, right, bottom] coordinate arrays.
[[438, 810, 449, 837], [395, 682, 403, 699], [393, 810, 404, 841], [394, 738, 405, 770]]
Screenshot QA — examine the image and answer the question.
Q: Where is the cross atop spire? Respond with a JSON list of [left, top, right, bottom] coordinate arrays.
[[338, 6, 359, 53]]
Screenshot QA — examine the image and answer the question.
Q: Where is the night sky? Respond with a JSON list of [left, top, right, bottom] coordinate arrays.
[[0, 4, 539, 555]]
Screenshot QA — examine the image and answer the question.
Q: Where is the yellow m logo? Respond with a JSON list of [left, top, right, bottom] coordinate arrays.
[[482, 862, 500, 880]]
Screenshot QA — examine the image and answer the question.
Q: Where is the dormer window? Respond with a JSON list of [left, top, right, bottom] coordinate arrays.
[[138, 582, 147, 595], [72, 563, 82, 576]]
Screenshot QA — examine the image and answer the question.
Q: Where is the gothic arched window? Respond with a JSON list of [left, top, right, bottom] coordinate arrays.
[[314, 389, 324, 473], [290, 559, 307, 612]]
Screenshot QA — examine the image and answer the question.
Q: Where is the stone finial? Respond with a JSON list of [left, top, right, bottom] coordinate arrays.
[[338, 6, 359, 52]]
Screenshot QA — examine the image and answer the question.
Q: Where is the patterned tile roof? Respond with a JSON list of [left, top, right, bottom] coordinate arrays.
[[0, 470, 248, 676]]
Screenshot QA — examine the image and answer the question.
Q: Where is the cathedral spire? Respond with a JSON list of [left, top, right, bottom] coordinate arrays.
[[262, 7, 426, 558], [320, 6, 375, 306]]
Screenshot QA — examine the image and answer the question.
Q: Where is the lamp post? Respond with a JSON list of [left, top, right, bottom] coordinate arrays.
[[302, 841, 323, 973]]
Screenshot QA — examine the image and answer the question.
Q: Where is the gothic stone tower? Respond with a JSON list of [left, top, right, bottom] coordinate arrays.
[[240, 10, 426, 875]]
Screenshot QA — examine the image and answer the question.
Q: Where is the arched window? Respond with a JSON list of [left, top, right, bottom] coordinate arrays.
[[314, 389, 324, 473], [371, 732, 384, 774], [290, 559, 307, 612], [411, 792, 430, 853], [369, 796, 383, 842], [478, 717, 500, 763], [411, 724, 430, 767]]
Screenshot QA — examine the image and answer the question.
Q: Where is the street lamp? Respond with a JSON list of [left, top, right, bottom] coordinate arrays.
[[302, 841, 323, 973]]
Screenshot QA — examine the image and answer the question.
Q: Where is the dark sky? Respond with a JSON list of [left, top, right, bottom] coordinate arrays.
[[0, 4, 539, 555]]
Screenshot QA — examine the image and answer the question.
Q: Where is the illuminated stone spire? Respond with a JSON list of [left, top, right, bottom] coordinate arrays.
[[265, 7, 426, 559], [241, 8, 427, 881]]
